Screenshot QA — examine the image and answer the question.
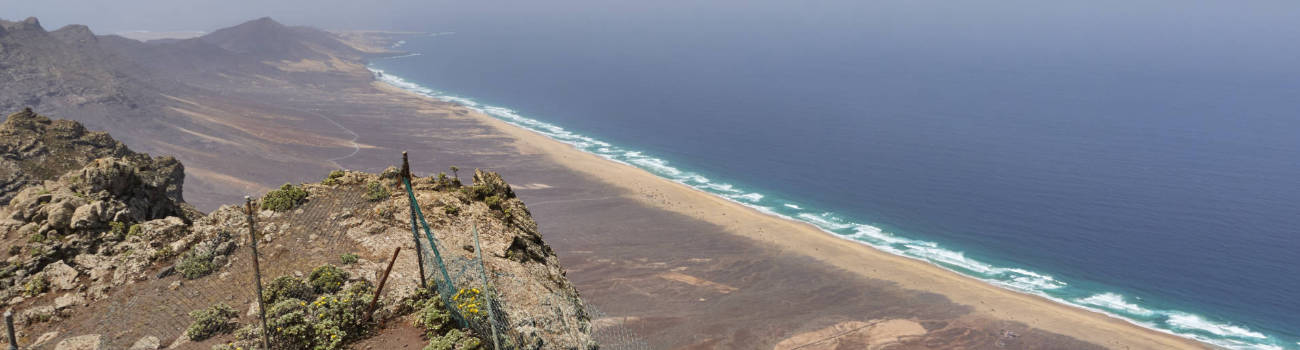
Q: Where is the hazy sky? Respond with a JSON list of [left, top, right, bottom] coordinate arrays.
[[5, 0, 1299, 76]]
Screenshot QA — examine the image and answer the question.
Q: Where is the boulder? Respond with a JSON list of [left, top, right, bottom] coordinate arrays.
[[54, 334, 101, 350], [44, 261, 79, 290], [129, 336, 161, 350], [69, 203, 101, 229]]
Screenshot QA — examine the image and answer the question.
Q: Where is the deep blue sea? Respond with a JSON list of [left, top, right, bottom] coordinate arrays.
[[369, 4, 1300, 348]]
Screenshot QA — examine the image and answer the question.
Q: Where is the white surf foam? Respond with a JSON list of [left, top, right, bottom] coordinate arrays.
[[1077, 293, 1155, 316]]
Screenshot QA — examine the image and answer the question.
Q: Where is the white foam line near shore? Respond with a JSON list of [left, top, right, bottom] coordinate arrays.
[[367, 65, 1294, 350]]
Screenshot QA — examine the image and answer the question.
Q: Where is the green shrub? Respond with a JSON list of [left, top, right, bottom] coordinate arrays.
[[414, 300, 452, 336], [323, 170, 346, 185], [178, 250, 216, 279], [484, 195, 502, 211], [27, 233, 45, 243], [109, 221, 126, 238], [265, 280, 375, 350], [365, 181, 390, 202], [128, 223, 142, 237], [309, 264, 349, 294], [185, 303, 238, 341], [443, 205, 460, 216], [261, 183, 309, 211], [340, 253, 358, 265], [23, 274, 49, 297], [423, 329, 481, 350], [264, 276, 313, 305], [267, 298, 314, 348], [151, 246, 176, 261]]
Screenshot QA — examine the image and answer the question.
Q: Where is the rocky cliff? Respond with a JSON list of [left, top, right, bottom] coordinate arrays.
[[0, 110, 593, 349]]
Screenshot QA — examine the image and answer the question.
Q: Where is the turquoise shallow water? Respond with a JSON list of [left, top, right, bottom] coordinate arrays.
[[368, 13, 1300, 348]]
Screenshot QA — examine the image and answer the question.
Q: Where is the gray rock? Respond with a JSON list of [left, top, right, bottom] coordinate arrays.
[[211, 255, 227, 267], [46, 200, 77, 230], [54, 292, 84, 310], [44, 260, 79, 290], [69, 203, 100, 229], [129, 335, 160, 350], [54, 334, 101, 350], [155, 265, 175, 279]]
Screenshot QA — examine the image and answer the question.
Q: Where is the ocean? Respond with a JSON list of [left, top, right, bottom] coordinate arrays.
[[368, 4, 1300, 348]]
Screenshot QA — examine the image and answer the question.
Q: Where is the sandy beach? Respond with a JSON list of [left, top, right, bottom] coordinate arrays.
[[372, 82, 1209, 349]]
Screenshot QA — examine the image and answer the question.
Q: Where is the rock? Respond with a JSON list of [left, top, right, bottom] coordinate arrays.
[[54, 292, 85, 310], [215, 241, 234, 255], [33, 331, 60, 347], [247, 302, 260, 317], [166, 333, 190, 349], [129, 335, 161, 350], [73, 254, 114, 281], [168, 280, 182, 290], [46, 199, 77, 230], [156, 265, 175, 279], [44, 260, 79, 290], [55, 334, 102, 350], [20, 305, 55, 324], [211, 255, 227, 267], [69, 203, 100, 229], [139, 216, 187, 240]]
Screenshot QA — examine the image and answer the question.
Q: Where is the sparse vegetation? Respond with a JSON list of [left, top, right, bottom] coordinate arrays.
[[151, 246, 176, 261], [23, 274, 49, 296], [109, 221, 126, 238], [309, 264, 349, 294], [340, 253, 358, 265], [178, 250, 217, 279], [185, 303, 238, 341], [484, 195, 503, 211], [424, 329, 482, 350], [128, 223, 142, 237], [365, 181, 390, 201], [262, 272, 375, 350], [452, 288, 484, 318], [261, 183, 309, 211], [322, 170, 346, 185], [264, 275, 313, 305], [443, 205, 460, 216], [27, 232, 45, 243]]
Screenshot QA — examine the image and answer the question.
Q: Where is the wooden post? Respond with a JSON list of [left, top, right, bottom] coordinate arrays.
[[363, 247, 401, 324], [245, 197, 271, 350], [403, 152, 428, 288], [473, 224, 502, 350], [4, 309, 16, 350]]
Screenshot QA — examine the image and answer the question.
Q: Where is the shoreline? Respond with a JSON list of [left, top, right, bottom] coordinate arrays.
[[368, 81, 1209, 349]]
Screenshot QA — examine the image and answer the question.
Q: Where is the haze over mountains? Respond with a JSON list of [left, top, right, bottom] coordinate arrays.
[[0, 16, 397, 210]]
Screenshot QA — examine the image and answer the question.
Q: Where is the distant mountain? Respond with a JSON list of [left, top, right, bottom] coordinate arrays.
[[0, 17, 153, 121], [0, 16, 390, 210], [198, 17, 365, 61]]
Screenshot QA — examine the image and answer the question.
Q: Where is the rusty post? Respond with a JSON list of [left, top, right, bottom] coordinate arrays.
[[403, 152, 428, 288], [363, 246, 401, 324], [5, 309, 16, 350], [245, 197, 271, 350]]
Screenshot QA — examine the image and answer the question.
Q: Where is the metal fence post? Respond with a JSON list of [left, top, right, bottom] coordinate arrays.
[[5, 309, 16, 350], [402, 152, 428, 288], [363, 247, 401, 324], [245, 197, 271, 350], [473, 224, 501, 350]]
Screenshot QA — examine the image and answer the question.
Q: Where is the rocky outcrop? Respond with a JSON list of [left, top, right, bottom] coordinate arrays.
[[0, 108, 188, 205], [0, 110, 591, 348]]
